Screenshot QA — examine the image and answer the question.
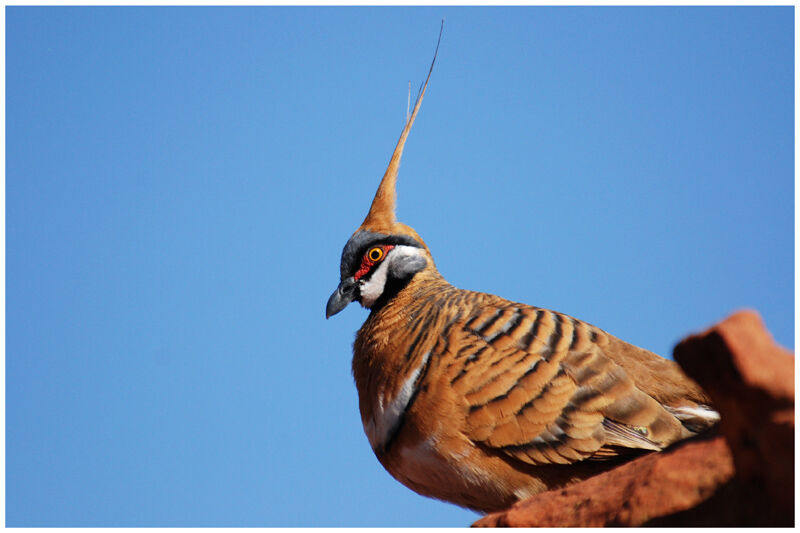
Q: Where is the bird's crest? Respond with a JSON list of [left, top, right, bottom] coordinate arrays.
[[357, 22, 443, 245]]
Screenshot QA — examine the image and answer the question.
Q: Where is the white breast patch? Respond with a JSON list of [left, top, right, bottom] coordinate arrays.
[[364, 351, 431, 452]]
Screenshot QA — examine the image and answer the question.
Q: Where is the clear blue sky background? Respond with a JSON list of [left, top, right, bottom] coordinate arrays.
[[7, 6, 793, 527]]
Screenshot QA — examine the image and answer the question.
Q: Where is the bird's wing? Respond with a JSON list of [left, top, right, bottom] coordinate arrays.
[[443, 302, 687, 466]]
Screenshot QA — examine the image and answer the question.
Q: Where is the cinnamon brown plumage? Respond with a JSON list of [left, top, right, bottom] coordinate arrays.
[[326, 27, 717, 513]]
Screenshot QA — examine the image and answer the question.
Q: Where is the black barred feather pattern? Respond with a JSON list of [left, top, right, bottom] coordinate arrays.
[[362, 275, 703, 465]]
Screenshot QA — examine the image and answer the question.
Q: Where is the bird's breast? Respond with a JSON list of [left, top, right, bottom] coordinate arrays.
[[362, 349, 431, 453]]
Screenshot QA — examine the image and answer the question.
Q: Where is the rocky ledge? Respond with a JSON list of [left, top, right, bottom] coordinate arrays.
[[474, 310, 793, 527]]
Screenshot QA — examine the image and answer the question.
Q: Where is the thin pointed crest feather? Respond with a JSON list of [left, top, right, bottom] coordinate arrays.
[[359, 21, 443, 235]]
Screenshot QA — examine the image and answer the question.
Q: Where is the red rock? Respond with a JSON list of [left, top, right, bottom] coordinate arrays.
[[673, 310, 794, 523], [474, 434, 734, 527], [473, 310, 794, 527]]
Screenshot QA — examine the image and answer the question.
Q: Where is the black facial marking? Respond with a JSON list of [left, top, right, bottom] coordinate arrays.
[[339, 230, 423, 280], [368, 274, 407, 313]]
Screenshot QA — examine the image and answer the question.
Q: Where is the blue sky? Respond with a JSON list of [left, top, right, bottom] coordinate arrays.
[[7, 6, 793, 527]]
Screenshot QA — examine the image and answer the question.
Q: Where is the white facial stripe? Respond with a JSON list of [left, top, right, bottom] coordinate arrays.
[[358, 245, 423, 309], [365, 351, 431, 451], [358, 257, 390, 308]]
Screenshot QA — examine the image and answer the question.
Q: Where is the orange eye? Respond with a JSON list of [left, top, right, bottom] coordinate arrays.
[[367, 247, 384, 262]]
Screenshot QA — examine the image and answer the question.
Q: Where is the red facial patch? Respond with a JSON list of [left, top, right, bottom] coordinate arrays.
[[353, 245, 395, 281]]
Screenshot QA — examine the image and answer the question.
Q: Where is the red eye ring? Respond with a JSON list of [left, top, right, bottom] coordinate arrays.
[[353, 245, 394, 281]]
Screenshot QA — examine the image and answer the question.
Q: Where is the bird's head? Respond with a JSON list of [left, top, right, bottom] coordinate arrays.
[[326, 30, 441, 319]]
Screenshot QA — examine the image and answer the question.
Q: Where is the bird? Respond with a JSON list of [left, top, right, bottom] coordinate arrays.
[[325, 30, 719, 514]]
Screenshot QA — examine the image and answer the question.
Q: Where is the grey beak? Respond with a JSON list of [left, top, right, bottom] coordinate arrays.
[[326, 277, 358, 319]]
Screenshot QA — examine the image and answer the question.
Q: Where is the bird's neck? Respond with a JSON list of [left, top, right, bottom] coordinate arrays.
[[357, 266, 452, 356], [352, 268, 454, 444]]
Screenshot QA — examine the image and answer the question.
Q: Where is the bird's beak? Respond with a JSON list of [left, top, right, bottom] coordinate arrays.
[[326, 277, 358, 319]]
